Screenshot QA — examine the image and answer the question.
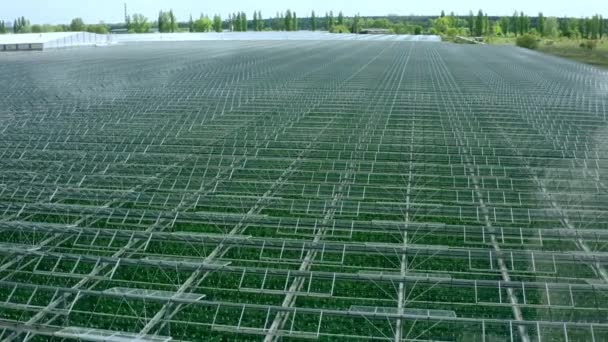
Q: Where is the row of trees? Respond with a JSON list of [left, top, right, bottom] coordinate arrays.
[[266, 10, 419, 34], [229, 12, 248, 32], [2, 16, 109, 34], [187, 14, 223, 33], [504, 12, 604, 39], [433, 9, 605, 40], [325, 11, 345, 31], [252, 11, 264, 31], [157, 10, 177, 33], [127, 14, 150, 33], [12, 17, 30, 33], [318, 11, 423, 34], [269, 10, 298, 31], [1, 11, 606, 37]]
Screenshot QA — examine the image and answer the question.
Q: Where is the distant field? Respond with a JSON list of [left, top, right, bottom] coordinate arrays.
[[537, 39, 608, 69], [488, 37, 608, 69]]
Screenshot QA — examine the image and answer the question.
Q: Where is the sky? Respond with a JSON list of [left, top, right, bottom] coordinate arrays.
[[2, 0, 606, 25]]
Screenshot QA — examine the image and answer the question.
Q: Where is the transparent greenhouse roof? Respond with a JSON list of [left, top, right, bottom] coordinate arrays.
[[110, 31, 442, 43], [0, 32, 80, 44], [0, 40, 607, 341]]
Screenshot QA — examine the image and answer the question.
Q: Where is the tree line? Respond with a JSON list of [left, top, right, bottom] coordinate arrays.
[[0, 9, 429, 35], [1, 9, 606, 38], [432, 10, 605, 40], [1, 16, 109, 34]]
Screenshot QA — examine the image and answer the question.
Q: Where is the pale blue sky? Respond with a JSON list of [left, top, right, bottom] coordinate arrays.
[[2, 0, 606, 24]]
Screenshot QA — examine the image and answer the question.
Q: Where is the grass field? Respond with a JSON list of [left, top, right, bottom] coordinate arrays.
[[537, 38, 608, 69], [488, 36, 608, 69], [0, 41, 607, 341]]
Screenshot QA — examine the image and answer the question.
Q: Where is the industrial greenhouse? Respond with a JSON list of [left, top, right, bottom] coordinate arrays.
[[0, 40, 607, 341]]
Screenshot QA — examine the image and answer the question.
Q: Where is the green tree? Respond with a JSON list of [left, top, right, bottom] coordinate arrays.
[[579, 18, 587, 38], [189, 15, 194, 32], [129, 14, 150, 33], [537, 12, 545, 36], [235, 12, 241, 31], [241, 12, 247, 31], [327, 11, 335, 31], [0, 21, 6, 34], [448, 11, 456, 28], [440, 10, 445, 18], [585, 17, 592, 39], [511, 11, 519, 36], [169, 10, 176, 32], [257, 11, 264, 31], [213, 15, 222, 32], [543, 17, 559, 38], [86, 23, 109, 34], [492, 23, 502, 36], [371, 19, 390, 29], [14, 17, 31, 33], [311, 11, 317, 31], [125, 12, 131, 31], [519, 12, 530, 35], [253, 11, 258, 31], [194, 15, 212, 32], [235, 13, 240, 31], [414, 26, 422, 35], [338, 11, 344, 26], [285, 10, 292, 31], [468, 11, 474, 36], [330, 24, 349, 33], [158, 12, 165, 32], [158, 11, 178, 33], [70, 17, 86, 31], [484, 14, 490, 35], [562, 18, 580, 38], [432, 16, 452, 35], [293, 12, 298, 31], [351, 13, 361, 33], [600, 15, 604, 39], [591, 14, 600, 39], [474, 9, 484, 36], [499, 17, 510, 36], [271, 12, 278, 30]]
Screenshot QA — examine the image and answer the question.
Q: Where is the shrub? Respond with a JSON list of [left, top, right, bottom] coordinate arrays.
[[446, 28, 458, 38], [581, 40, 597, 50], [515, 34, 539, 50], [86, 24, 108, 34], [330, 25, 350, 34]]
